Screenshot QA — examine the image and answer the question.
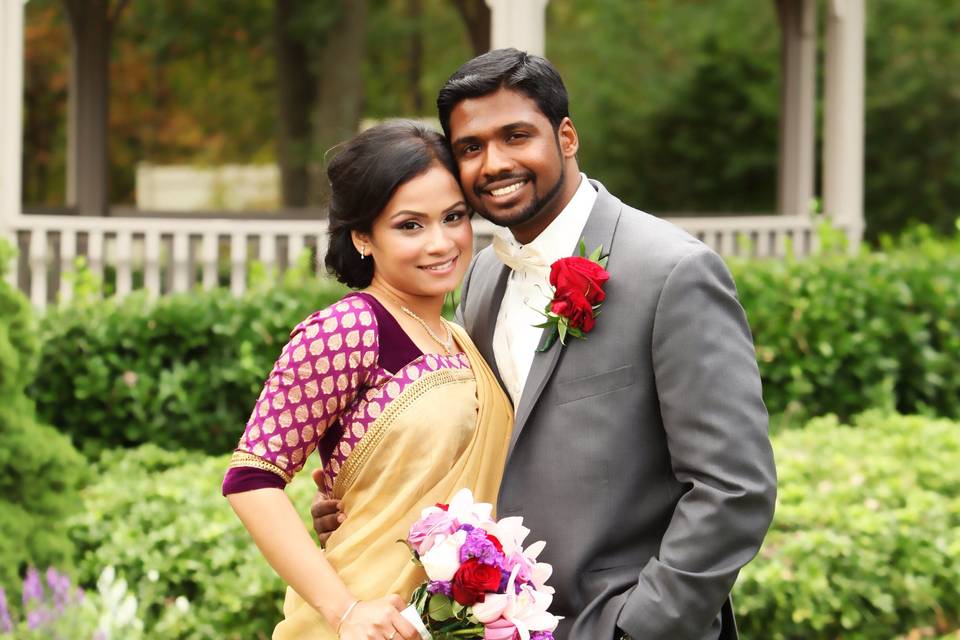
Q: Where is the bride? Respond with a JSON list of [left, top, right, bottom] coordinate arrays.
[[222, 120, 513, 640]]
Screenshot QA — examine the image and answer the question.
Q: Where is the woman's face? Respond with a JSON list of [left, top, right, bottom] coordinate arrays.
[[357, 162, 473, 299]]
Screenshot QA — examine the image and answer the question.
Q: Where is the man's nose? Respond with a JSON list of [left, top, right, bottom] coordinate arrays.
[[481, 143, 513, 177]]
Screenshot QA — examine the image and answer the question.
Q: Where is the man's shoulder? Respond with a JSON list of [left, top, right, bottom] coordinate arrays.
[[608, 197, 714, 273], [467, 244, 502, 284]]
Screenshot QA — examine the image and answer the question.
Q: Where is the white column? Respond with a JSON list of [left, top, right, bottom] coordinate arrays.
[[1, 0, 27, 238], [485, 0, 549, 56], [823, 0, 866, 246], [776, 0, 817, 217]]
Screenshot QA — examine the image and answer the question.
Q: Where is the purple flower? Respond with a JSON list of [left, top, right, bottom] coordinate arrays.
[[427, 581, 453, 597], [459, 527, 506, 570], [46, 567, 74, 611], [27, 607, 50, 630], [22, 567, 44, 606], [530, 632, 555, 640], [0, 587, 13, 632]]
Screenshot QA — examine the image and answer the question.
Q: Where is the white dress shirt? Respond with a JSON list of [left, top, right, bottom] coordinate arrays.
[[491, 174, 597, 406]]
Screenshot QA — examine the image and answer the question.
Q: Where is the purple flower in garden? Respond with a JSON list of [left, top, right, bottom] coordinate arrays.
[[27, 608, 50, 630], [46, 567, 74, 611], [427, 581, 453, 597], [0, 587, 13, 632], [22, 567, 44, 606]]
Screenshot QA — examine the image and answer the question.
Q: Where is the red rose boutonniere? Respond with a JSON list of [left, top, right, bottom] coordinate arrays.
[[535, 240, 609, 352]]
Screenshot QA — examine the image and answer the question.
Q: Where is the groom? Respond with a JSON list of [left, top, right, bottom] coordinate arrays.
[[314, 49, 777, 640]]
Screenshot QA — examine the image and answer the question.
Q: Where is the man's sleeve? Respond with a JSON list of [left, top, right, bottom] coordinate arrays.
[[617, 248, 777, 639]]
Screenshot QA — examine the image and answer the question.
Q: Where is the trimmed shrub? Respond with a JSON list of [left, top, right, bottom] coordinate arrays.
[[66, 445, 317, 639], [736, 412, 960, 639], [731, 229, 960, 422], [31, 271, 347, 455], [0, 240, 88, 592]]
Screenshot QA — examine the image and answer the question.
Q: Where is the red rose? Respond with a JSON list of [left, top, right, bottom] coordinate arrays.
[[549, 256, 609, 306], [451, 558, 502, 606], [550, 291, 595, 332]]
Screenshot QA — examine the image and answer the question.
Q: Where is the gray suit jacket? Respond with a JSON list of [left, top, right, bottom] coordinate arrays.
[[456, 180, 777, 640]]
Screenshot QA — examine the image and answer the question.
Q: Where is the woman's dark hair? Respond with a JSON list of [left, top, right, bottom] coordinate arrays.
[[324, 119, 458, 288], [437, 48, 570, 140]]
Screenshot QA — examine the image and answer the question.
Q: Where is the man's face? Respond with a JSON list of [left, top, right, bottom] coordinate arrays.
[[447, 88, 577, 239]]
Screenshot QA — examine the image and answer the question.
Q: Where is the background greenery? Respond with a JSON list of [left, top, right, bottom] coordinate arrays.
[[22, 0, 960, 238], [10, 414, 959, 639], [0, 241, 88, 594]]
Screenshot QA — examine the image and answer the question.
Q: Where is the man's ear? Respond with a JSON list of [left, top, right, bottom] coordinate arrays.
[[557, 117, 579, 158], [351, 230, 371, 257]]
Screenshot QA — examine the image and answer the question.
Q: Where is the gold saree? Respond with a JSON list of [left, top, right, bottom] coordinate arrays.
[[273, 323, 513, 639]]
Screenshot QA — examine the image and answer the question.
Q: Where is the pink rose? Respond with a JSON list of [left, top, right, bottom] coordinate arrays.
[[408, 509, 457, 555]]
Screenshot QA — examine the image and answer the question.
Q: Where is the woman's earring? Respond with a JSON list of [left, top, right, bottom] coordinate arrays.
[[358, 244, 366, 260]]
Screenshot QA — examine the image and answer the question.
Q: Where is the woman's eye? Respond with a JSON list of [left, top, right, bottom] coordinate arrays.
[[445, 211, 466, 223], [398, 220, 421, 231]]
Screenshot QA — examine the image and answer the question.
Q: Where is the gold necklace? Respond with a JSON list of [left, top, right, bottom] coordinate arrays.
[[371, 288, 454, 355]]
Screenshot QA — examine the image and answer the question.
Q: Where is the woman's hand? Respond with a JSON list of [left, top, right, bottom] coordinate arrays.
[[337, 595, 419, 640]]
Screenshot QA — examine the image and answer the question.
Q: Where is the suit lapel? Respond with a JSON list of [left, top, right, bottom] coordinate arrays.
[[508, 181, 623, 457], [469, 258, 510, 389]]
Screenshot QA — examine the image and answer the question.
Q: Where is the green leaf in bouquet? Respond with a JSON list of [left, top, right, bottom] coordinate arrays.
[[409, 583, 430, 614], [428, 594, 454, 621]]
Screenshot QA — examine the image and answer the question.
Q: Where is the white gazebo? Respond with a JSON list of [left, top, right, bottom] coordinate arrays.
[[1, 0, 865, 306]]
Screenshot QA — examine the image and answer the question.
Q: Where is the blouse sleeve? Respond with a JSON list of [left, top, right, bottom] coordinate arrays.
[[223, 296, 379, 493]]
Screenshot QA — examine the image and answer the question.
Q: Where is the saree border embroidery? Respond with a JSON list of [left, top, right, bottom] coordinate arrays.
[[333, 367, 475, 497], [228, 451, 293, 483]]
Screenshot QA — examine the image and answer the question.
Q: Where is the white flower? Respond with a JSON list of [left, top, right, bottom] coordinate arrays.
[[446, 488, 494, 527], [472, 566, 560, 640], [147, 570, 159, 583], [419, 529, 467, 582], [174, 596, 190, 613]]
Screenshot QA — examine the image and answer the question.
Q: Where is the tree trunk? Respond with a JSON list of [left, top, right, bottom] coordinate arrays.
[[451, 0, 490, 56], [312, 0, 366, 205], [408, 0, 423, 113], [273, 0, 316, 208]]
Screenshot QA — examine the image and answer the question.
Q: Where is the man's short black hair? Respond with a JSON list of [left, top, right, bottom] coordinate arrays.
[[436, 48, 570, 141]]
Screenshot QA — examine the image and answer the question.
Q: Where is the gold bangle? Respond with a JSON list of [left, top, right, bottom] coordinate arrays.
[[336, 599, 361, 635]]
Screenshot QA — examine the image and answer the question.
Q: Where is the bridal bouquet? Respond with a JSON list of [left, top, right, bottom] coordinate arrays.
[[400, 489, 560, 640]]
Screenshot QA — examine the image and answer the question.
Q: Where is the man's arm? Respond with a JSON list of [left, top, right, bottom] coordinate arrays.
[[310, 468, 344, 545], [618, 248, 777, 638]]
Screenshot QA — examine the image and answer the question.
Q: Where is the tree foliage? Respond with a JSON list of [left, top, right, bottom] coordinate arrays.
[[20, 0, 960, 236]]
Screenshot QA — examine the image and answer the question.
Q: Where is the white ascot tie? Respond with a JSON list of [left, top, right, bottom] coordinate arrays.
[[491, 231, 551, 275]]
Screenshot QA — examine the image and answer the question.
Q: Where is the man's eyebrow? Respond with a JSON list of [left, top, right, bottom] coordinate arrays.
[[451, 121, 535, 148]]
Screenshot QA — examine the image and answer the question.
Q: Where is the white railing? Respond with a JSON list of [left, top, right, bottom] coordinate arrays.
[[3, 211, 844, 307]]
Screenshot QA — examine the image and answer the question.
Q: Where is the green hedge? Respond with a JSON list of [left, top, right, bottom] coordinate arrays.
[[62, 413, 960, 638], [66, 445, 317, 639], [29, 231, 960, 456], [0, 240, 88, 592], [736, 412, 960, 639], [731, 228, 960, 422], [31, 270, 348, 455]]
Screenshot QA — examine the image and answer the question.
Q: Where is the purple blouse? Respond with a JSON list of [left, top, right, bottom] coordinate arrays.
[[222, 292, 471, 495]]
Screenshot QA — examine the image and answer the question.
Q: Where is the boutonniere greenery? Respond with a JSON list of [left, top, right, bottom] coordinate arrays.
[[535, 240, 610, 352]]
